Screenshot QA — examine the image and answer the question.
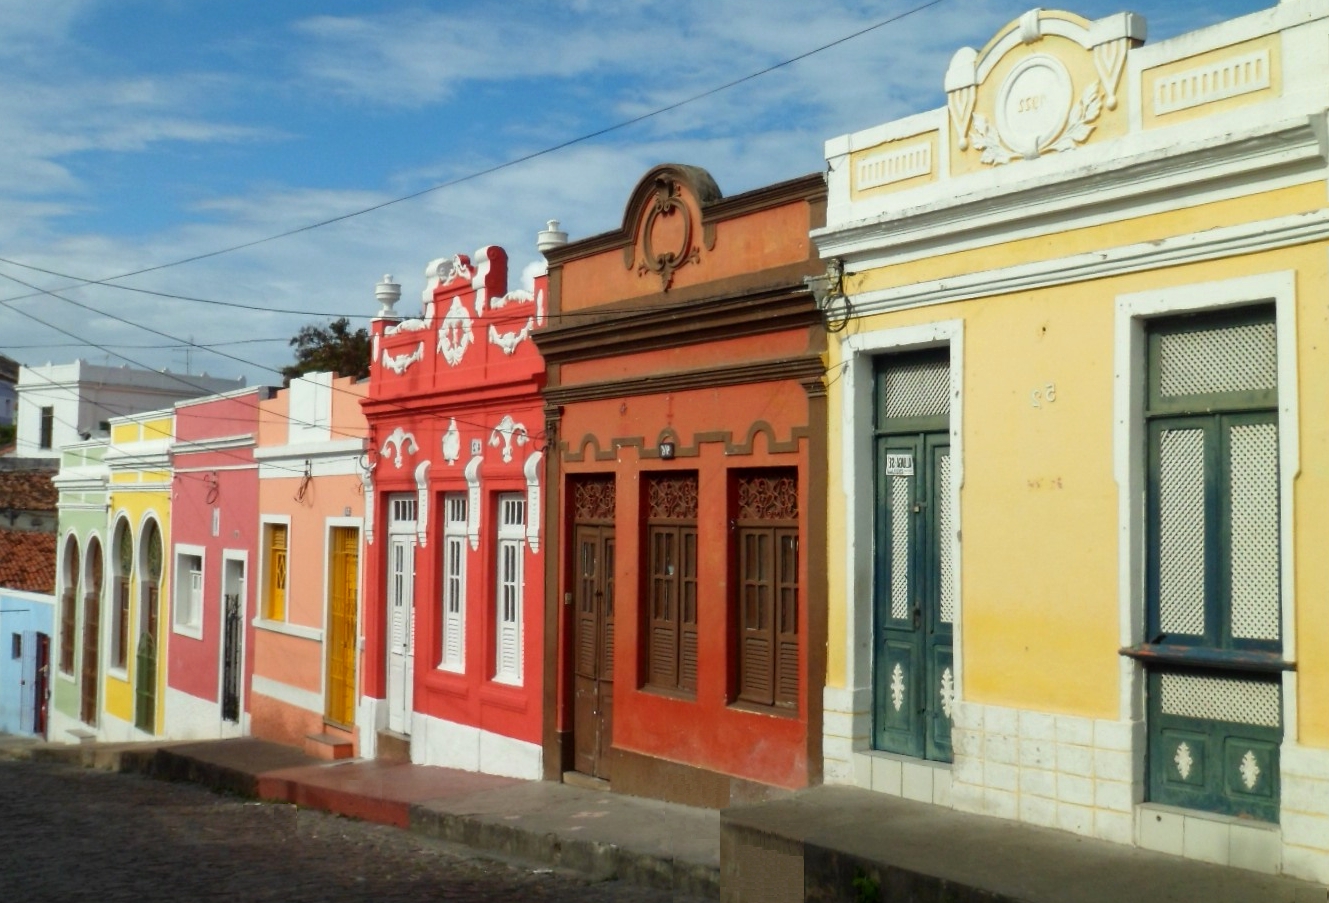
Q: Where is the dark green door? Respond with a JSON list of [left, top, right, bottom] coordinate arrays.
[[1143, 307, 1283, 822], [873, 351, 954, 762]]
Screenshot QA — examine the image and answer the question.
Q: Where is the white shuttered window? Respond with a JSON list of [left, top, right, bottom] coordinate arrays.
[[494, 494, 525, 684]]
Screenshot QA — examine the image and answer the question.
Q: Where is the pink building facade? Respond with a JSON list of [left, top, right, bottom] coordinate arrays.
[[165, 386, 273, 740]]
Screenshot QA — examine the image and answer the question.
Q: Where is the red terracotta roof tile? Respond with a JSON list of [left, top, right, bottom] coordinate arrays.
[[0, 528, 56, 594], [0, 471, 57, 512]]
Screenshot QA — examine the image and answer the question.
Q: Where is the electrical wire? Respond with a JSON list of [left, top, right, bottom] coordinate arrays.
[[0, 0, 947, 307]]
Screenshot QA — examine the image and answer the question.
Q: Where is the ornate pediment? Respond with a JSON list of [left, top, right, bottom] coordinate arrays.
[[621, 164, 720, 291], [945, 9, 1145, 167]]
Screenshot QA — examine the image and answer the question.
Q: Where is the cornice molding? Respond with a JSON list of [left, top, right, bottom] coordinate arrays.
[[535, 281, 821, 364], [847, 206, 1329, 317], [543, 355, 826, 407], [816, 112, 1327, 267]]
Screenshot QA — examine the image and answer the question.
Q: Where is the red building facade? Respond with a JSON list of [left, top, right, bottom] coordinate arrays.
[[362, 247, 547, 777], [536, 165, 828, 805]]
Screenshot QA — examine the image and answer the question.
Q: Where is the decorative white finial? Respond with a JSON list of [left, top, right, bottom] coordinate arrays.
[[536, 219, 568, 255], [375, 274, 401, 319]]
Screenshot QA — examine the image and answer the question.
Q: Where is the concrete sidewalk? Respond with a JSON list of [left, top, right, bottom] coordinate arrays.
[[722, 784, 1328, 903], [0, 734, 720, 898]]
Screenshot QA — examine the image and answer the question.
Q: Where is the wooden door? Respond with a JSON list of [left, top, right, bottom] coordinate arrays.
[[573, 524, 615, 780], [325, 527, 359, 727], [34, 634, 49, 737], [80, 540, 102, 726]]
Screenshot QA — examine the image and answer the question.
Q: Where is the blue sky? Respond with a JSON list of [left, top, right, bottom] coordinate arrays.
[[0, 0, 1269, 386]]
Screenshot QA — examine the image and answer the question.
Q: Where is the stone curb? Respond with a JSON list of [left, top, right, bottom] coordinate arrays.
[[408, 802, 721, 900]]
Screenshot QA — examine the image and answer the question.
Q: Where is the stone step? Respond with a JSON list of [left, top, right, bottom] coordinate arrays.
[[304, 732, 354, 761]]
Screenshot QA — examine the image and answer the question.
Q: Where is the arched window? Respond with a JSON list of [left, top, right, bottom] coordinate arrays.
[[111, 521, 132, 670], [58, 536, 80, 675]]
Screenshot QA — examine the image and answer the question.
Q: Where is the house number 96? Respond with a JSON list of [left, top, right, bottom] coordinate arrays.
[[1030, 383, 1057, 408]]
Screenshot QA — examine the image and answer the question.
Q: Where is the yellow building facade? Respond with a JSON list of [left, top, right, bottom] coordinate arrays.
[[102, 410, 174, 740], [816, 2, 1329, 881]]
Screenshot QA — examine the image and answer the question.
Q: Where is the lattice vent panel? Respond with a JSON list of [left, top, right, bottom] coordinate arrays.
[[884, 358, 950, 420], [1158, 320, 1276, 398], [938, 452, 955, 625], [890, 475, 910, 620], [1229, 422, 1280, 641], [1158, 428, 1206, 636], [1159, 673, 1281, 728]]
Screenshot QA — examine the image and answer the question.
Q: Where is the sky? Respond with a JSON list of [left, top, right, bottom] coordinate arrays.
[[0, 0, 1272, 388]]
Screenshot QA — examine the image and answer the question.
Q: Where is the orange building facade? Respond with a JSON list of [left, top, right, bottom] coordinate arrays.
[[536, 165, 829, 805]]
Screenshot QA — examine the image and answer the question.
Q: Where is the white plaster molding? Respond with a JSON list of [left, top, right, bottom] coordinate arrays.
[[464, 455, 483, 551], [441, 418, 461, 466], [414, 460, 431, 548], [385, 317, 430, 336], [489, 415, 528, 463], [487, 287, 544, 355], [438, 296, 474, 367], [843, 207, 1329, 318], [254, 438, 366, 463], [524, 450, 542, 552], [857, 142, 933, 190], [361, 460, 376, 545], [381, 427, 418, 469], [817, 111, 1326, 266], [381, 341, 424, 375]]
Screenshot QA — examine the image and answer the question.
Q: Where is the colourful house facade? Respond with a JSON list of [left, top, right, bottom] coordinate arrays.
[[251, 372, 368, 759], [103, 410, 175, 740], [0, 588, 55, 737], [535, 165, 829, 805], [165, 386, 273, 740], [362, 249, 548, 778], [48, 439, 109, 741], [815, 2, 1329, 881]]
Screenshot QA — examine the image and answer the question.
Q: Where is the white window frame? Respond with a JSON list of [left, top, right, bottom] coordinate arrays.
[[172, 544, 206, 640], [439, 493, 468, 673], [254, 514, 319, 641], [493, 493, 525, 685], [1113, 271, 1299, 736]]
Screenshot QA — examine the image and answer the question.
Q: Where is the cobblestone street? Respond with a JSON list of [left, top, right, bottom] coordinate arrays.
[[0, 761, 709, 902]]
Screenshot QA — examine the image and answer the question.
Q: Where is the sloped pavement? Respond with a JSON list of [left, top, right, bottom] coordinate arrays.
[[0, 734, 720, 899], [6, 732, 1328, 902]]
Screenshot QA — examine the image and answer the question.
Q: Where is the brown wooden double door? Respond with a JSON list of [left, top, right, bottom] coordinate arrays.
[[573, 524, 615, 780]]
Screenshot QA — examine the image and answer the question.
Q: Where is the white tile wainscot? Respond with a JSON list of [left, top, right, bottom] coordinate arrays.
[[948, 702, 1142, 846]]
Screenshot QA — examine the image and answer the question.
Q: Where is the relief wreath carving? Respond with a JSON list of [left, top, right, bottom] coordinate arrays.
[[635, 176, 700, 291]]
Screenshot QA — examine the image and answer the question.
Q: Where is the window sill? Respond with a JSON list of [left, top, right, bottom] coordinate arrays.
[[639, 684, 697, 704], [1119, 644, 1292, 673], [172, 622, 204, 641], [253, 618, 322, 642], [727, 699, 800, 719], [106, 667, 129, 683], [478, 681, 528, 712]]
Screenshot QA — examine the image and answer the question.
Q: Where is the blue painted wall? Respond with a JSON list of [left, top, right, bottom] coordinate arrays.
[[0, 589, 55, 736]]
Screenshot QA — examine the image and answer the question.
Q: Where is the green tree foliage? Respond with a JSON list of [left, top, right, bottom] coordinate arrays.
[[281, 317, 371, 384]]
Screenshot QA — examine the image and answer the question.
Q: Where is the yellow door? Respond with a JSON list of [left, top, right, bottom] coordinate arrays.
[[325, 528, 359, 727]]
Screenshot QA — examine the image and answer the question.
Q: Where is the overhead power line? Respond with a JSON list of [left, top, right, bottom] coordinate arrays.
[[0, 0, 947, 307]]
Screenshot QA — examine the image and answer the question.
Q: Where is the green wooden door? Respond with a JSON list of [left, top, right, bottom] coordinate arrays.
[[1143, 308, 1283, 822], [872, 350, 954, 763]]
